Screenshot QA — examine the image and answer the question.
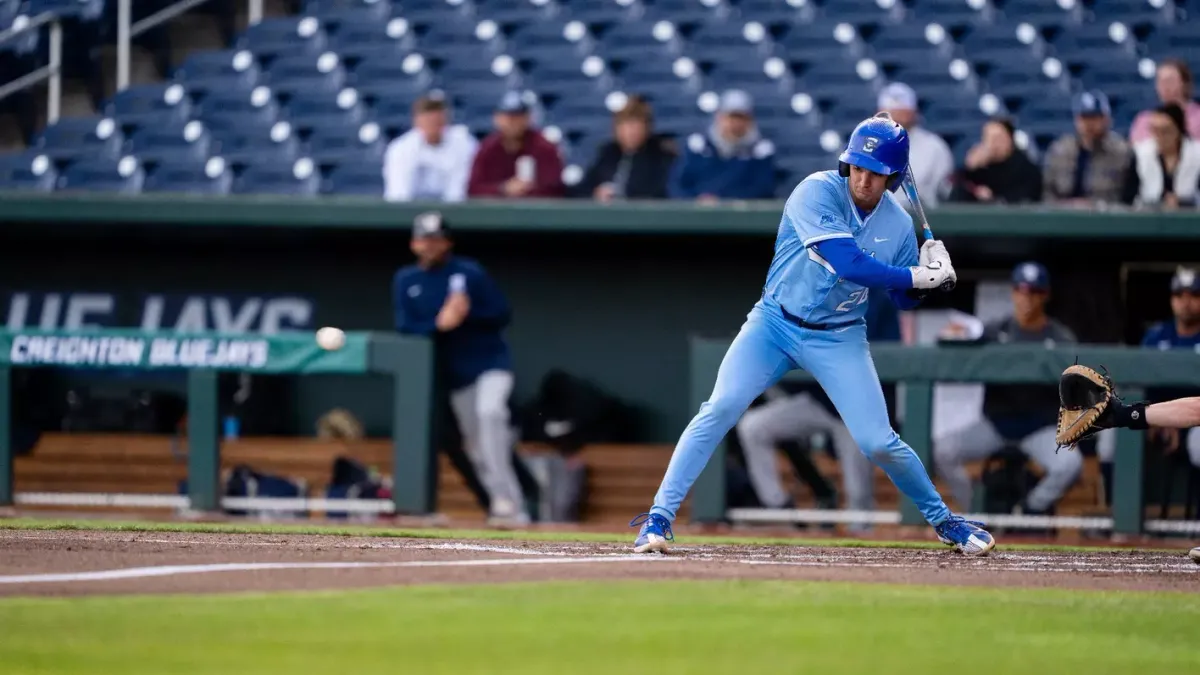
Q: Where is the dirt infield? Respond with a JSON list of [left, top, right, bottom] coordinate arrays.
[[0, 529, 1196, 597]]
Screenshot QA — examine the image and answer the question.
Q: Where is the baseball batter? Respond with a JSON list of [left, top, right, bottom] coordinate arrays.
[[393, 212, 527, 525], [630, 114, 997, 556]]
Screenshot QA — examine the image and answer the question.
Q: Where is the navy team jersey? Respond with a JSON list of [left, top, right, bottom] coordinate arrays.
[[758, 170, 918, 324], [1141, 321, 1200, 351], [392, 255, 512, 390]]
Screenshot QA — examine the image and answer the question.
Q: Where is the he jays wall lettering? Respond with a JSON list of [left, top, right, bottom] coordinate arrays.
[[2, 292, 313, 334]]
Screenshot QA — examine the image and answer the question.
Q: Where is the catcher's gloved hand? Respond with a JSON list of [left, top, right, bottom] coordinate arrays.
[[1055, 364, 1148, 450]]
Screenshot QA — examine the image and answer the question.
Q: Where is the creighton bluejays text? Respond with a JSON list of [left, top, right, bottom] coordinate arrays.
[[8, 335, 271, 369]]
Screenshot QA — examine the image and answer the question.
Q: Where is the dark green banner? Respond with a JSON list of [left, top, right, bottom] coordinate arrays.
[[0, 329, 369, 373]]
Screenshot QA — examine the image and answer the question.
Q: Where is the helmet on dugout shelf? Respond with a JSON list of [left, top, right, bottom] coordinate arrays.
[[838, 112, 909, 192]]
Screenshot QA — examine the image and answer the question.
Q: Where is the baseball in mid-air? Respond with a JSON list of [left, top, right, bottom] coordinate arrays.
[[315, 326, 346, 351]]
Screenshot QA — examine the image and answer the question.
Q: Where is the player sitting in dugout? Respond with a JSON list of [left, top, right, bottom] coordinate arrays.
[[933, 262, 1083, 517], [667, 89, 779, 202]]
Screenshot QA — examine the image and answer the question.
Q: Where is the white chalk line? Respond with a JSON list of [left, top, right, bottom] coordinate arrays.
[[0, 555, 664, 585]]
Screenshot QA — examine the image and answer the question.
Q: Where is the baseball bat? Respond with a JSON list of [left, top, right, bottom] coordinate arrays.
[[900, 165, 955, 292]]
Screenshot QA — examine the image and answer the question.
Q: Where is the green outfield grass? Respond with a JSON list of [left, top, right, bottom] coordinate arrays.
[[0, 517, 1177, 553], [1, 580, 1197, 675]]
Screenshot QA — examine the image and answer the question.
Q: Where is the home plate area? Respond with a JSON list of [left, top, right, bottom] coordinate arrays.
[[0, 530, 1196, 597]]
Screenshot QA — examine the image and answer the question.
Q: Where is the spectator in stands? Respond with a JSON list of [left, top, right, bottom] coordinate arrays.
[[1043, 91, 1132, 205], [668, 89, 777, 202], [876, 82, 954, 207], [468, 91, 565, 199], [1123, 104, 1200, 209], [950, 116, 1042, 204], [1129, 58, 1200, 144], [383, 92, 478, 202], [574, 95, 677, 201], [933, 262, 1082, 517]]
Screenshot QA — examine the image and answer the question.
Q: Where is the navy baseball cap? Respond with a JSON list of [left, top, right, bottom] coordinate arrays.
[[496, 91, 529, 114], [1171, 267, 1200, 294], [1012, 262, 1050, 291], [412, 211, 451, 239], [1072, 90, 1111, 118]]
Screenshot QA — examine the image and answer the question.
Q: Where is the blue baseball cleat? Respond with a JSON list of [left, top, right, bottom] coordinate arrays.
[[934, 514, 996, 556], [629, 512, 674, 554]]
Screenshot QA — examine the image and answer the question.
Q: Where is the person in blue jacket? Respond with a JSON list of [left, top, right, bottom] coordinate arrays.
[[668, 89, 779, 201], [392, 211, 528, 525]]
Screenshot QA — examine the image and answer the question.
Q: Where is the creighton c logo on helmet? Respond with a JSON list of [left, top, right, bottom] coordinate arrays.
[[862, 137, 879, 153]]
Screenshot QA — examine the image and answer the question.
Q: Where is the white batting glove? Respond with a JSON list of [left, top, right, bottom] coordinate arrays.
[[910, 260, 953, 290], [449, 273, 467, 293], [920, 239, 949, 267]]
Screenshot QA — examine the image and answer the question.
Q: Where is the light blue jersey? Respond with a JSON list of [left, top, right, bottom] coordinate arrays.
[[760, 170, 918, 325]]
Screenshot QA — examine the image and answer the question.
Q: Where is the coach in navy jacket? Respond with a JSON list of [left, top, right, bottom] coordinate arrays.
[[392, 212, 527, 524], [668, 89, 778, 201]]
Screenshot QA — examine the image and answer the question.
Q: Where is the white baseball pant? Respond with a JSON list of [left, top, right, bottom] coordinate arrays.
[[450, 369, 525, 517], [736, 392, 875, 513], [933, 420, 1082, 512]]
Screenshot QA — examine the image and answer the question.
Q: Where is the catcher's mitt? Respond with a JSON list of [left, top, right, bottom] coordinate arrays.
[[1055, 364, 1117, 449]]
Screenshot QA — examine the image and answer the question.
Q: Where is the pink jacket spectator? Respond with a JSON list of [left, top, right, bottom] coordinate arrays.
[[1129, 101, 1200, 143]]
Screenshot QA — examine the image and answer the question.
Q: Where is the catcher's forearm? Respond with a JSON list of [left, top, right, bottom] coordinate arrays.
[[1144, 397, 1200, 429]]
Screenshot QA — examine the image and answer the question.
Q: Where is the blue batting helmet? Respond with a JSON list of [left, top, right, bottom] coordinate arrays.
[[838, 112, 910, 191]]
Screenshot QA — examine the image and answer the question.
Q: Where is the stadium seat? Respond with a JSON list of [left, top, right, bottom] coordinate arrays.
[[57, 156, 145, 194], [194, 87, 282, 128], [777, 22, 857, 65], [286, 89, 368, 133], [126, 121, 212, 166], [103, 83, 193, 131], [817, 0, 899, 22], [306, 121, 385, 166], [142, 158, 233, 195], [233, 157, 321, 195], [562, 1, 640, 26], [0, 151, 57, 192], [643, 0, 724, 25], [733, 0, 813, 26], [477, 0, 555, 25], [265, 52, 348, 99], [904, 0, 990, 23], [413, 20, 497, 62], [506, 21, 592, 61], [997, 0, 1082, 27], [304, 0, 392, 26], [173, 49, 262, 98], [322, 163, 385, 196], [1142, 25, 1200, 59], [957, 23, 1041, 64], [236, 16, 330, 63], [206, 119, 301, 167], [33, 116, 124, 163], [1049, 22, 1139, 70], [325, 13, 411, 67]]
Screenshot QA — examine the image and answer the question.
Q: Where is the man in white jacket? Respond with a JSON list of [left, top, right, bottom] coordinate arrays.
[[877, 82, 954, 207], [383, 92, 478, 202]]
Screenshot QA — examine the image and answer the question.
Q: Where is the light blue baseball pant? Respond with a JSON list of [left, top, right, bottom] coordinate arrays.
[[650, 303, 952, 527]]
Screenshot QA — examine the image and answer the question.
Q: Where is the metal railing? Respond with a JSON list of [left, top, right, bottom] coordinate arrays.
[[0, 11, 63, 123], [116, 0, 264, 91]]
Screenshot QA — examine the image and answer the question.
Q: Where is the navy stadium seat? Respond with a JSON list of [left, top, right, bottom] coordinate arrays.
[[173, 50, 262, 97], [236, 17, 329, 62], [234, 158, 321, 196], [643, 0, 724, 25], [26, 0, 104, 19], [0, 151, 57, 192], [958, 24, 1041, 64], [322, 163, 385, 196], [413, 21, 496, 61], [1049, 22, 1139, 69], [286, 89, 368, 133], [142, 158, 233, 195], [818, 0, 898, 21], [477, 0, 554, 25], [904, 0, 990, 23], [326, 15, 411, 66], [506, 21, 592, 61], [57, 156, 145, 194], [266, 53, 347, 98], [304, 0, 392, 25], [127, 121, 211, 166], [997, 0, 1081, 27], [207, 119, 301, 167], [734, 0, 813, 26], [777, 23, 856, 65], [195, 87, 281, 129], [103, 83, 192, 131], [34, 116, 124, 163], [562, 1, 640, 26], [306, 121, 386, 166]]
